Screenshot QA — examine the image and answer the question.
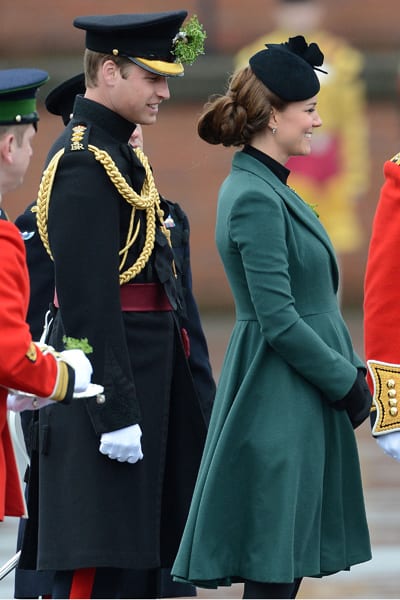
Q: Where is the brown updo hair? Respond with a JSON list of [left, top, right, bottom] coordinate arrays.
[[198, 66, 287, 147]]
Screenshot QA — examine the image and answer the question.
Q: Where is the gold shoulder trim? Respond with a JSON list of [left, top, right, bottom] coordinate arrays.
[[390, 152, 400, 166], [35, 144, 174, 284], [367, 359, 400, 435]]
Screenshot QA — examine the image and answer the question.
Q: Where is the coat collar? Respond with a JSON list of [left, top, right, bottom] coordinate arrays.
[[232, 151, 339, 284], [72, 96, 135, 143]]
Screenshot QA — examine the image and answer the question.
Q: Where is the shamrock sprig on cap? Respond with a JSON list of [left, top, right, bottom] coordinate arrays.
[[172, 15, 206, 65]]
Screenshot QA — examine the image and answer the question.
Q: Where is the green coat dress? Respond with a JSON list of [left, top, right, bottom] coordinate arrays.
[[172, 151, 371, 587]]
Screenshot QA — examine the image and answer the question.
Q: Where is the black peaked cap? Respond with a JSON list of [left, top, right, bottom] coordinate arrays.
[[45, 73, 85, 126], [74, 11, 188, 77]]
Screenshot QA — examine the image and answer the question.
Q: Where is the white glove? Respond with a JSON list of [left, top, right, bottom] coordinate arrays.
[[376, 431, 400, 461], [99, 424, 143, 464], [59, 349, 93, 393], [7, 392, 55, 413]]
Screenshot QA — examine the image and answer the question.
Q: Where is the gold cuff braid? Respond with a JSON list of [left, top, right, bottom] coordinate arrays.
[[367, 359, 400, 435], [51, 360, 69, 402]]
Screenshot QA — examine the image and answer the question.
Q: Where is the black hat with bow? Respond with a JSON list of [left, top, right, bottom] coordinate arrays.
[[249, 35, 326, 101]]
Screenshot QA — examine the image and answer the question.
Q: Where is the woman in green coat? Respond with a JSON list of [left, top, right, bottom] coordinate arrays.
[[172, 36, 372, 599]]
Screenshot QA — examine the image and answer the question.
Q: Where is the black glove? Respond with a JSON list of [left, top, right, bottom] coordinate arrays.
[[333, 368, 372, 429]]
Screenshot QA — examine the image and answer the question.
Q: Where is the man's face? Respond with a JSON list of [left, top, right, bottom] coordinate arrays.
[[109, 62, 170, 125], [1, 124, 36, 195]]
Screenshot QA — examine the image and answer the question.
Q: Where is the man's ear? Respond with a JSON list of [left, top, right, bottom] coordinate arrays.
[[0, 133, 14, 165], [102, 59, 119, 86]]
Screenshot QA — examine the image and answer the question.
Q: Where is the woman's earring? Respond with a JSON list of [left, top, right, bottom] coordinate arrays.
[[272, 127, 277, 135]]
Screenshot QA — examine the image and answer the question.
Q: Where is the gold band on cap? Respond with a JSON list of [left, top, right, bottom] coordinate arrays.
[[130, 57, 184, 77]]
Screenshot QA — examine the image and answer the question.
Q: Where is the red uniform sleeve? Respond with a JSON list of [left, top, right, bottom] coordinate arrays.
[[0, 220, 58, 396], [364, 157, 400, 372]]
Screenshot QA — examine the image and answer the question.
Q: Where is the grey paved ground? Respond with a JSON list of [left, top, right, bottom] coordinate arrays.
[[0, 309, 399, 599]]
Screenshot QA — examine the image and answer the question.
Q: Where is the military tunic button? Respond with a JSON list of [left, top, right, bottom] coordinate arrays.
[[389, 406, 398, 417], [96, 394, 106, 404], [388, 389, 397, 398], [389, 398, 398, 407], [387, 379, 396, 388]]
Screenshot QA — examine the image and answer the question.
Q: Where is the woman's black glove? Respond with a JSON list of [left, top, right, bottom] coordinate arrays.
[[333, 368, 372, 429]]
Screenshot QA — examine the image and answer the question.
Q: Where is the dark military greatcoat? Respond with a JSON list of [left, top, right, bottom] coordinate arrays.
[[20, 96, 207, 571]]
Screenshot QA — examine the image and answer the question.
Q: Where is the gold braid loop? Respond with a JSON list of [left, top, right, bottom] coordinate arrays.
[[133, 148, 176, 276], [89, 145, 159, 283], [90, 145, 157, 209], [35, 143, 173, 284], [36, 148, 65, 261]]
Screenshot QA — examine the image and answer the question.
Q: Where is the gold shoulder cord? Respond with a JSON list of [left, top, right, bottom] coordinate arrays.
[[36, 137, 175, 284]]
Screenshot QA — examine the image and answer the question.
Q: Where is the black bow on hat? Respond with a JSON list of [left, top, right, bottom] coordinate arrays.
[[280, 35, 326, 73]]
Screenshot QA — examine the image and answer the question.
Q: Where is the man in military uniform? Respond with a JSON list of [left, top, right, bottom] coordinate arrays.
[[15, 71, 214, 599], [364, 152, 400, 460], [0, 68, 93, 523], [19, 11, 209, 599]]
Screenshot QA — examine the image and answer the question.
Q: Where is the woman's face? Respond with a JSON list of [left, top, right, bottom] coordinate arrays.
[[273, 95, 322, 163]]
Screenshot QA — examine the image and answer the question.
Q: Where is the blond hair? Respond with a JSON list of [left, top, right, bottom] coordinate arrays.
[[84, 49, 134, 87]]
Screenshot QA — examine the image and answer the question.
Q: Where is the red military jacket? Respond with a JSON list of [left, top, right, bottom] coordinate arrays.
[[364, 153, 400, 437], [0, 220, 61, 519]]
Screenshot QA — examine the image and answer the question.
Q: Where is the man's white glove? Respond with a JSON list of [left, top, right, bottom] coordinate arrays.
[[376, 431, 400, 461], [59, 349, 93, 393], [99, 424, 143, 464], [7, 393, 54, 412]]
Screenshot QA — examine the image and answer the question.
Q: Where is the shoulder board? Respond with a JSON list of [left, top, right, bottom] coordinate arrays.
[[390, 152, 400, 166], [368, 359, 400, 435], [65, 123, 90, 153]]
